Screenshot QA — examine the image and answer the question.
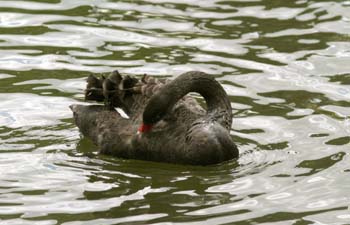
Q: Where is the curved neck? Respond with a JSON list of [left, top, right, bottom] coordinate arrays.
[[142, 71, 232, 130]]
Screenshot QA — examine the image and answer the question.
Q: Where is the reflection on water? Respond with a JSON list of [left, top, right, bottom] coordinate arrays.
[[0, 0, 349, 224]]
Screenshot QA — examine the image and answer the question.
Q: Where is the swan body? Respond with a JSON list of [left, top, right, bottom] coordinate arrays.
[[70, 71, 238, 165]]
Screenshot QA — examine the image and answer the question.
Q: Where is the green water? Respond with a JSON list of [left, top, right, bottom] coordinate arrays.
[[0, 0, 349, 224]]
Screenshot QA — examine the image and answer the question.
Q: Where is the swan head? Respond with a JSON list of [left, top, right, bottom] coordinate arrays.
[[139, 90, 171, 133]]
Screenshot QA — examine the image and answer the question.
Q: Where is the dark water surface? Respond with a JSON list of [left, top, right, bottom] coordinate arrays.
[[0, 0, 350, 224]]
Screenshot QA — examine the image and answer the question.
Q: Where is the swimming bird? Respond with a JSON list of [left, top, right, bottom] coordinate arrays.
[[70, 71, 239, 165]]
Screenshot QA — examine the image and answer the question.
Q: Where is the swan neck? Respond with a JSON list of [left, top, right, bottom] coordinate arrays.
[[143, 71, 232, 129]]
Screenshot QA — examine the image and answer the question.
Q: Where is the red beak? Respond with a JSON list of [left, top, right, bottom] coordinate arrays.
[[138, 123, 153, 133]]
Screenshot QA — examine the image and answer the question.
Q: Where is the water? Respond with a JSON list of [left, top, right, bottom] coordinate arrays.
[[0, 0, 349, 224]]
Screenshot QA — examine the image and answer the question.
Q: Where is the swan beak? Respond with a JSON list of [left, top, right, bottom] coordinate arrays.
[[137, 123, 153, 133]]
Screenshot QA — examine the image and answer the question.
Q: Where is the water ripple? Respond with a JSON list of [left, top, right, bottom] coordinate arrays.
[[0, 0, 349, 224]]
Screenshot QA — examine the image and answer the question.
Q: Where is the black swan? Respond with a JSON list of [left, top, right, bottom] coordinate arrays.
[[70, 71, 239, 165]]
